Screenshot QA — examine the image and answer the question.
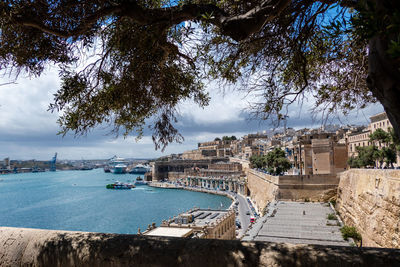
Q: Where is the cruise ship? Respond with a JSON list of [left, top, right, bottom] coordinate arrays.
[[109, 156, 128, 174]]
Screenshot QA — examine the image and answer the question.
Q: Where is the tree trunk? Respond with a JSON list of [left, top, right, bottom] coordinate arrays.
[[367, 1, 400, 140]]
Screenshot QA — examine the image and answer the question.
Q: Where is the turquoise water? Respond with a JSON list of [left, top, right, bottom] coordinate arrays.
[[0, 169, 231, 234]]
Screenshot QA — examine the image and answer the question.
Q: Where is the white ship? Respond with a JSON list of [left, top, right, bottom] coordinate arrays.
[[109, 156, 128, 174]]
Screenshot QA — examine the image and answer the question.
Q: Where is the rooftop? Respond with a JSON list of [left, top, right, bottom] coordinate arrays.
[[144, 227, 193, 238]]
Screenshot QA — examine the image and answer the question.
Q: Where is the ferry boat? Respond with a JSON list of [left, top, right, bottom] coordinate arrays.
[[109, 156, 128, 174], [106, 182, 135, 189], [129, 164, 151, 174]]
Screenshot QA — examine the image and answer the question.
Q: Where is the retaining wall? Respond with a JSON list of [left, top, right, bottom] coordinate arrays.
[[337, 169, 400, 248]]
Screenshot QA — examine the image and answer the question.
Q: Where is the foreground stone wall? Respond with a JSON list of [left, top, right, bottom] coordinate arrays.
[[1, 227, 400, 267], [337, 169, 400, 248]]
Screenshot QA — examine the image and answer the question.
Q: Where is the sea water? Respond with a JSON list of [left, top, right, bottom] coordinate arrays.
[[0, 168, 231, 234]]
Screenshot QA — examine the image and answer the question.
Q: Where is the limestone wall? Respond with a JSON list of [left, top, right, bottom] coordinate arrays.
[[337, 169, 400, 248], [1, 227, 399, 267], [247, 169, 278, 213], [247, 170, 339, 210]]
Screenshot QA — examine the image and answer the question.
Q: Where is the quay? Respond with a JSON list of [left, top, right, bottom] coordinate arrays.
[[148, 181, 254, 239]]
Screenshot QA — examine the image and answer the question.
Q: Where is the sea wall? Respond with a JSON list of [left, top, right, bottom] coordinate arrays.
[[336, 169, 400, 248], [1, 227, 399, 267]]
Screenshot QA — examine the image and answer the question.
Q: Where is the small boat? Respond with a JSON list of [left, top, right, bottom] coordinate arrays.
[[134, 176, 148, 185], [106, 181, 135, 189]]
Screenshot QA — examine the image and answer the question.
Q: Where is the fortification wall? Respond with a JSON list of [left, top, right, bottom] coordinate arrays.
[[247, 170, 278, 213], [278, 174, 339, 185], [337, 169, 400, 248], [247, 170, 339, 210], [1, 227, 399, 267]]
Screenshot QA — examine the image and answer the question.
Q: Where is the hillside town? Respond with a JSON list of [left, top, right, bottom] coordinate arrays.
[[141, 111, 400, 246], [149, 111, 398, 183]]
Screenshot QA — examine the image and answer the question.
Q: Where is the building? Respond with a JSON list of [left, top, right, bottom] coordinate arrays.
[[347, 127, 371, 158], [144, 208, 236, 240], [287, 133, 347, 175]]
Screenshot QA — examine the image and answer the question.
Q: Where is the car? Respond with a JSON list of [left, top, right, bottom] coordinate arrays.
[[246, 211, 250, 215]]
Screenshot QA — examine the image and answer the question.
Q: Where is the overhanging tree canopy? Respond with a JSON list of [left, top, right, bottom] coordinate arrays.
[[1, 0, 399, 150]]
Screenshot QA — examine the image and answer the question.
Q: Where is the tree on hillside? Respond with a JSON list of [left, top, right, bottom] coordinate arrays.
[[222, 135, 237, 141], [1, 1, 400, 150], [249, 155, 267, 169], [265, 148, 291, 175]]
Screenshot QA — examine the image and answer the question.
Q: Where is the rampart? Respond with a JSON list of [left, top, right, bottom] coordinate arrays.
[[1, 227, 399, 267], [247, 170, 339, 212], [336, 169, 400, 248]]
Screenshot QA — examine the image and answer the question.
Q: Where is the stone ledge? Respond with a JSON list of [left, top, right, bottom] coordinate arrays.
[[1, 227, 400, 267]]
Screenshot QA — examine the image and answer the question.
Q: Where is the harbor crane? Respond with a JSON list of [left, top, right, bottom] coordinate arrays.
[[50, 153, 57, 172]]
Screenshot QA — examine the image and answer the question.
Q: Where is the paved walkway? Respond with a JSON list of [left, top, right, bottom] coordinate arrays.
[[243, 201, 350, 246]]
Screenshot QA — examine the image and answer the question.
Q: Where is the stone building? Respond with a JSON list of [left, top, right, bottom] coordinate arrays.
[[347, 128, 371, 158], [151, 158, 229, 181], [185, 175, 247, 195], [144, 208, 236, 240], [346, 112, 400, 166], [287, 133, 347, 175]]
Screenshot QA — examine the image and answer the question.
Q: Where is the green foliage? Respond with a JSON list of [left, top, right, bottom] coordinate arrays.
[[249, 155, 266, 169], [265, 148, 291, 175], [358, 145, 379, 167], [327, 213, 337, 220], [352, 1, 400, 59], [222, 136, 237, 141], [370, 128, 391, 146], [340, 226, 362, 242], [0, 0, 398, 150], [349, 128, 400, 169]]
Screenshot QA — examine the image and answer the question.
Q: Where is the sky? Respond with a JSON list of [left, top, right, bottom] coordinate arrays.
[[0, 65, 383, 161]]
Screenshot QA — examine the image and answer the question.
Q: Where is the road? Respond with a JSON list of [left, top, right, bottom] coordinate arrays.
[[232, 193, 252, 238]]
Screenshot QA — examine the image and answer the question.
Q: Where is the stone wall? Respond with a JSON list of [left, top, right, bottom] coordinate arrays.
[[1, 227, 399, 267], [247, 170, 339, 212], [247, 169, 279, 212], [336, 169, 400, 248]]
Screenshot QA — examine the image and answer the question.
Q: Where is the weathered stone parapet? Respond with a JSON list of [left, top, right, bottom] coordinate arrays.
[[337, 169, 400, 248], [1, 227, 400, 267]]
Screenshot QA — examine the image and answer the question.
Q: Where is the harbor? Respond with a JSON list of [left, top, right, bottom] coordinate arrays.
[[0, 168, 231, 234]]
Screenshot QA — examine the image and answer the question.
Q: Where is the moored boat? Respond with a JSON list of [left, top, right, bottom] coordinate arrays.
[[134, 176, 148, 185], [129, 164, 150, 174], [109, 156, 128, 174]]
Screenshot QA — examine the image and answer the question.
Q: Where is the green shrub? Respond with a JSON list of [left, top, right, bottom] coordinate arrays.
[[330, 199, 336, 206], [340, 226, 362, 242], [327, 213, 337, 220]]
